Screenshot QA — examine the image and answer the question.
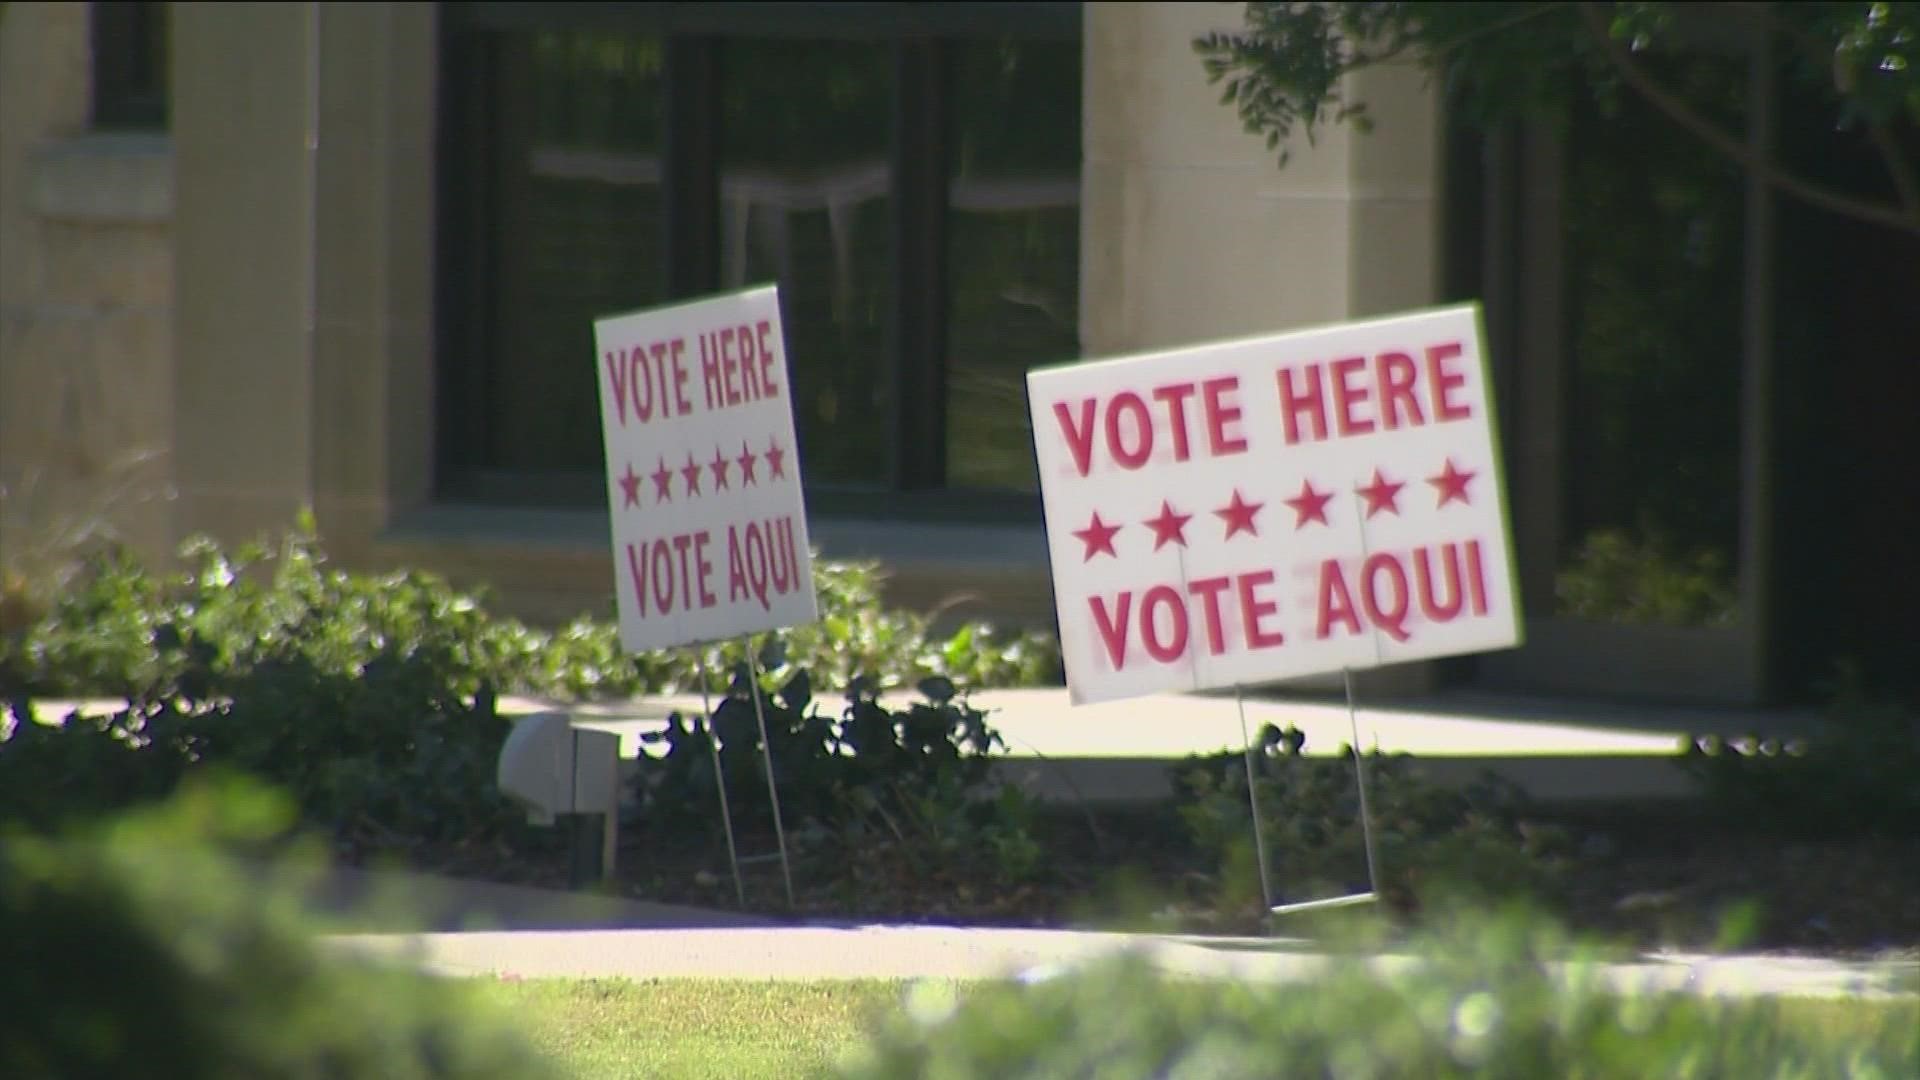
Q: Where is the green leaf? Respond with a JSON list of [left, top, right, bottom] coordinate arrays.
[[779, 669, 813, 713], [758, 635, 788, 672]]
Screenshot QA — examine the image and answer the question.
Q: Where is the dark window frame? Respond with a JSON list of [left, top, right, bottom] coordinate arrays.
[[1446, 20, 1779, 705], [91, 1, 170, 129], [433, 2, 1080, 523], [448, 3, 1082, 41]]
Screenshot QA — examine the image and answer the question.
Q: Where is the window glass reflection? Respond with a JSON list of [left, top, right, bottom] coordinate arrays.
[[719, 40, 894, 488], [1554, 54, 1747, 627], [489, 31, 666, 474], [945, 39, 1082, 492]]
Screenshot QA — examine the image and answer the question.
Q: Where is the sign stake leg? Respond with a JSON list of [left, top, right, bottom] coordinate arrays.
[[696, 654, 747, 908], [742, 638, 797, 909], [1268, 673, 1384, 919], [1233, 683, 1276, 913], [1342, 667, 1383, 896]]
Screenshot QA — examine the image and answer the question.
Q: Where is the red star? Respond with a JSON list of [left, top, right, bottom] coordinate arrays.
[[1356, 468, 1404, 518], [681, 453, 704, 498], [651, 457, 674, 502], [1214, 488, 1264, 540], [1427, 458, 1476, 508], [1283, 478, 1332, 529], [709, 447, 731, 491], [736, 441, 759, 486], [1072, 511, 1121, 561], [1143, 500, 1192, 551], [617, 463, 642, 509], [765, 436, 788, 480]]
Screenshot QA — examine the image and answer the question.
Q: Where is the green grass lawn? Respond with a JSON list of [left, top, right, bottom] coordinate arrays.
[[480, 977, 953, 1080], [485, 976, 1918, 1080]]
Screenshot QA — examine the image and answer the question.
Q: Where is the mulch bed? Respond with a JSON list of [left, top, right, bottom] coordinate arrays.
[[408, 803, 1920, 959]]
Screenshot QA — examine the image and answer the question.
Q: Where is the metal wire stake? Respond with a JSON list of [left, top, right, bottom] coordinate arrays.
[[1342, 667, 1382, 894], [696, 654, 747, 908], [742, 638, 797, 909], [1269, 672, 1382, 919], [1234, 682, 1276, 912]]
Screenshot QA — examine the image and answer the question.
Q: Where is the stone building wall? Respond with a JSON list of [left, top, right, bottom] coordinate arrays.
[[0, 2, 1445, 666], [0, 2, 176, 593]]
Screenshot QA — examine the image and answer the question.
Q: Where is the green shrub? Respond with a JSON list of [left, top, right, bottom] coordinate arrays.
[[0, 448, 171, 649], [0, 775, 562, 1080], [0, 526, 541, 854], [837, 907, 1920, 1079], [775, 559, 1062, 693], [5, 521, 560, 706], [503, 556, 1060, 702], [1679, 662, 1920, 838], [634, 664, 1047, 893], [0, 516, 1059, 856], [1554, 527, 1738, 629], [3, 514, 1060, 705], [1173, 726, 1570, 915]]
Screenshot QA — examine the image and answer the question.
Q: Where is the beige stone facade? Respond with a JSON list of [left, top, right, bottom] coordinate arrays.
[[1081, 3, 1440, 358], [0, 2, 1444, 690], [1, 2, 173, 579]]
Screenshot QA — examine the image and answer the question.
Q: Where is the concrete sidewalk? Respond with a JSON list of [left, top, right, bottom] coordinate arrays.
[[301, 862, 1915, 1004], [296, 864, 779, 933], [28, 687, 1826, 804], [518, 686, 1825, 804], [276, 855, 1920, 1005], [325, 922, 1919, 1001]]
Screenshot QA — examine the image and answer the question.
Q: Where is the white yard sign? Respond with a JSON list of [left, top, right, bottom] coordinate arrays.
[[594, 286, 818, 652], [1028, 304, 1522, 705]]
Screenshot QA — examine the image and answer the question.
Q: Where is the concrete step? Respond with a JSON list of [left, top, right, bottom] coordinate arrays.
[[507, 687, 1828, 806], [18, 688, 1828, 807]]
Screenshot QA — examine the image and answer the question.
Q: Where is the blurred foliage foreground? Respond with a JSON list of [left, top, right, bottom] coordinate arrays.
[[2, 779, 1913, 1080], [845, 922, 1919, 1080], [0, 776, 564, 1080]]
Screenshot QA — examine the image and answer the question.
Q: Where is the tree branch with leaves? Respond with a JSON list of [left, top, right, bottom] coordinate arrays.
[[1195, 2, 1920, 237]]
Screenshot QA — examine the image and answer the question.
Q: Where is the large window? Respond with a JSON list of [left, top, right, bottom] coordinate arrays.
[[719, 38, 896, 487], [1552, 52, 1748, 633], [1448, 23, 1769, 704], [946, 39, 1082, 492], [436, 3, 1083, 516], [91, 1, 170, 129]]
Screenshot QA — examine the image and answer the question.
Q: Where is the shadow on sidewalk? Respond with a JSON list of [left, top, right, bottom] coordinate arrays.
[[290, 863, 782, 934]]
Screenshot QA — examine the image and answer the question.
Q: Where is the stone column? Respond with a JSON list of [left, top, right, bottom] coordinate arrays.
[[171, 1, 320, 547], [309, 1, 438, 563], [170, 2, 437, 560], [1079, 2, 1445, 695]]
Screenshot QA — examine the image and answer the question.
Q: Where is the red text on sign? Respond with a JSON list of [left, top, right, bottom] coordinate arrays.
[[1276, 342, 1473, 445], [1087, 570, 1287, 670], [604, 338, 693, 426], [625, 528, 718, 617], [625, 515, 807, 620], [1315, 539, 1490, 643], [726, 514, 804, 612], [701, 320, 783, 411], [1051, 375, 1249, 476]]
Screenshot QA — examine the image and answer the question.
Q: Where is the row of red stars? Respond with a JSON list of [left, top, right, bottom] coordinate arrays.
[[617, 438, 788, 509], [1071, 458, 1476, 561]]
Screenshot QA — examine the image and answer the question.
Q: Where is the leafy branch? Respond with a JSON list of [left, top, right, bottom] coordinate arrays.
[[1196, 2, 1920, 237], [1750, 1, 1920, 219], [1575, 2, 1920, 236]]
